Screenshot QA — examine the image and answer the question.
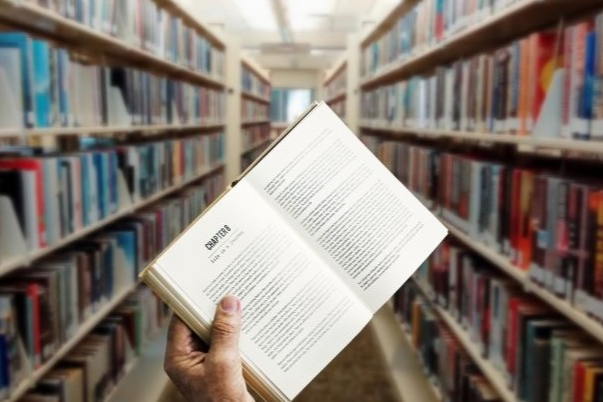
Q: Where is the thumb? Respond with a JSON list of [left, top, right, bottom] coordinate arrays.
[[210, 295, 242, 362]]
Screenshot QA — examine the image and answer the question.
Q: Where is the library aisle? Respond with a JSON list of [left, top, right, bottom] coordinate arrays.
[[2, 0, 603, 401]]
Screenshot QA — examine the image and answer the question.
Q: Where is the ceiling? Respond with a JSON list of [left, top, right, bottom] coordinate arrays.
[[178, 0, 399, 60]]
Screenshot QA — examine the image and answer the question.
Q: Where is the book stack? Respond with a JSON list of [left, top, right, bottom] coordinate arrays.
[[20, 287, 170, 402], [365, 136, 603, 321], [242, 125, 271, 153], [24, 0, 225, 80], [325, 67, 346, 101], [360, 12, 603, 141], [393, 284, 502, 402], [360, 0, 522, 79], [361, 137, 440, 207], [241, 99, 269, 123], [407, 238, 603, 402], [324, 61, 347, 121], [241, 66, 271, 100], [0, 32, 226, 130], [0, 131, 224, 262], [0, 171, 224, 398]]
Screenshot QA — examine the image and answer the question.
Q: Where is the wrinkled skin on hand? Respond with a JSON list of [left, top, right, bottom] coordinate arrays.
[[164, 295, 255, 402]]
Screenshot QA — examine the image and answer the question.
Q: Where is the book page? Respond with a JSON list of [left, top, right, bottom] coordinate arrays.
[[152, 180, 371, 399], [243, 102, 448, 313]]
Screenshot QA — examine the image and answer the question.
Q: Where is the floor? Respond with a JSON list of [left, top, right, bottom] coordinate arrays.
[[160, 326, 399, 402]]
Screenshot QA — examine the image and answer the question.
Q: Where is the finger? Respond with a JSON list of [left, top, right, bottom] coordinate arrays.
[[166, 314, 198, 356], [209, 295, 242, 362]]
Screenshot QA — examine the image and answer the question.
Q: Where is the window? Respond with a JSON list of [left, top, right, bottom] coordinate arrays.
[[270, 88, 314, 123]]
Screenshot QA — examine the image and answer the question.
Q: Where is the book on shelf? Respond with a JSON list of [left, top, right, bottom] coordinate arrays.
[[0, 132, 224, 264], [140, 102, 448, 402], [242, 67, 270, 99], [242, 125, 271, 151], [0, 173, 224, 398], [242, 99, 269, 122], [21, 0, 225, 79], [0, 32, 226, 131], [403, 237, 603, 402], [20, 287, 170, 402], [364, 136, 603, 322], [361, 11, 603, 141], [324, 67, 346, 100], [394, 286, 503, 402]]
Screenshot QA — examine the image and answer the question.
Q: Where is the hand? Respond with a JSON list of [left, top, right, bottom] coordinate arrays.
[[164, 295, 254, 402]]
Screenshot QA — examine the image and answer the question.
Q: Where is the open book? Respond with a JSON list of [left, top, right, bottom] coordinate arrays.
[[140, 101, 448, 402]]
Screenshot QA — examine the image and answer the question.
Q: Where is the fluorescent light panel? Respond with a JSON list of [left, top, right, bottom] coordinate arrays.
[[233, 0, 278, 31]]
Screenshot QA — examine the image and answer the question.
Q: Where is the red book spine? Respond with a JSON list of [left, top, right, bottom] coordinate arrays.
[[572, 361, 586, 402], [530, 32, 558, 126], [510, 169, 522, 264], [0, 159, 46, 248], [594, 190, 603, 303]]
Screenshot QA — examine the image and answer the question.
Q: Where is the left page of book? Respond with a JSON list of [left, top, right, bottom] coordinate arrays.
[[150, 179, 372, 400]]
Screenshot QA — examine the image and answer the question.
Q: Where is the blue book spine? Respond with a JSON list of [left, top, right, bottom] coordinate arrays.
[[57, 49, 69, 126], [0, 334, 7, 394], [92, 153, 106, 219], [79, 154, 90, 227], [582, 31, 597, 140], [0, 33, 34, 128], [103, 242, 114, 298], [109, 151, 118, 214], [32, 40, 51, 128]]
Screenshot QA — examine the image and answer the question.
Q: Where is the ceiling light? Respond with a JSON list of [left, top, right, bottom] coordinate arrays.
[[233, 0, 278, 31]]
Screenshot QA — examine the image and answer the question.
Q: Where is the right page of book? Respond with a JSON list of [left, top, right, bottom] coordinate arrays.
[[243, 102, 448, 313]]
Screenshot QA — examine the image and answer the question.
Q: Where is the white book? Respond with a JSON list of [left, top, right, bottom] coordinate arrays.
[[140, 102, 448, 402], [22, 171, 39, 251], [42, 158, 62, 245], [0, 48, 24, 131]]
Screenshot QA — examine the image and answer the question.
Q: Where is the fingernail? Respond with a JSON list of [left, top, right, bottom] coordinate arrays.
[[221, 295, 240, 313]]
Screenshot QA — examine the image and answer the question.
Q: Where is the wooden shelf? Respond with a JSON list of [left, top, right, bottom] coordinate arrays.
[[153, 0, 225, 49], [361, 0, 423, 47], [440, 220, 603, 346], [0, 0, 225, 88], [241, 119, 270, 126], [325, 90, 346, 105], [324, 58, 347, 86], [106, 327, 170, 402], [0, 122, 226, 139], [371, 304, 441, 402], [0, 163, 224, 276], [412, 278, 516, 402], [360, 122, 603, 156], [6, 285, 137, 402], [241, 91, 271, 104], [360, 0, 601, 89], [241, 56, 270, 84], [241, 138, 271, 155]]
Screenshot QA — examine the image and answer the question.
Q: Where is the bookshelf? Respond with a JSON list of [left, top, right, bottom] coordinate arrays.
[[0, 0, 231, 400], [0, 163, 224, 276], [324, 57, 347, 122], [5, 285, 136, 402], [0, 0, 225, 88], [360, 0, 603, 400], [411, 279, 517, 402], [371, 305, 441, 402], [106, 328, 170, 402], [0, 122, 226, 141], [360, 0, 598, 89], [240, 55, 271, 173], [358, 124, 603, 156]]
